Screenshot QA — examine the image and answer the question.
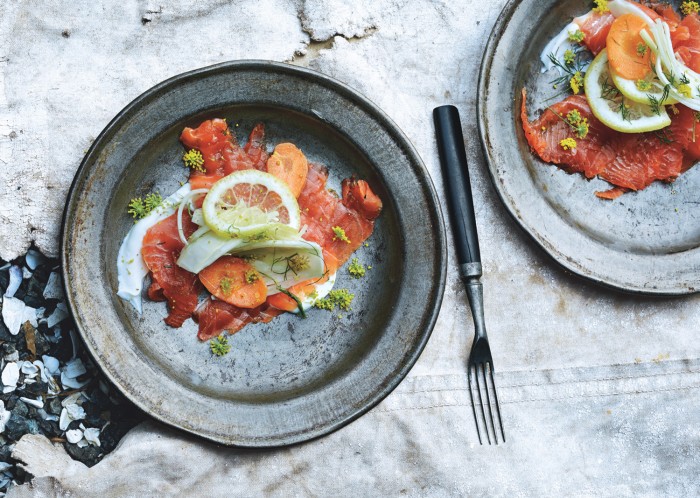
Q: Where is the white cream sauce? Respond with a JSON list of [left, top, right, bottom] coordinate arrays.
[[540, 21, 584, 72], [116, 184, 191, 313]]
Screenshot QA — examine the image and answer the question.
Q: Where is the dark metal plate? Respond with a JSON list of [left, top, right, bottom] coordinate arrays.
[[479, 0, 700, 294], [61, 61, 446, 446]]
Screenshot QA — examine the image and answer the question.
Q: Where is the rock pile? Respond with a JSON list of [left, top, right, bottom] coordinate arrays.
[[0, 250, 144, 494]]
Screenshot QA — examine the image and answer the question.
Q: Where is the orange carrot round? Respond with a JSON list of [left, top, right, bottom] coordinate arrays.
[[606, 14, 653, 80], [199, 256, 267, 309], [266, 143, 309, 198]]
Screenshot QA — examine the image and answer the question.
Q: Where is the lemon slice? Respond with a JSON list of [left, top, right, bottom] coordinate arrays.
[[609, 65, 677, 106], [202, 170, 301, 238], [585, 49, 671, 133]]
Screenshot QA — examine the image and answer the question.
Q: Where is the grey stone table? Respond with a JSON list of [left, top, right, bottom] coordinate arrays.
[[2, 0, 699, 495]]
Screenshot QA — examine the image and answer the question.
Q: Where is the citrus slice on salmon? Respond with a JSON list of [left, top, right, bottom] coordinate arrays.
[[202, 169, 301, 238], [609, 65, 676, 105], [585, 49, 671, 133]]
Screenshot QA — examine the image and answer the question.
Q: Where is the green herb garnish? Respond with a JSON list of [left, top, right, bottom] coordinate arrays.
[[210, 335, 231, 356]]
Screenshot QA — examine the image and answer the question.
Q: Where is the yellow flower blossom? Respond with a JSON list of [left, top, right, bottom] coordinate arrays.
[[560, 138, 577, 151]]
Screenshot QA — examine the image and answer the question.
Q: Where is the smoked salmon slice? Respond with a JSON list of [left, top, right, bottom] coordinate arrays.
[[574, 3, 685, 57], [180, 119, 256, 190], [521, 90, 683, 196], [674, 13, 700, 72], [298, 164, 382, 265], [243, 123, 269, 171], [194, 298, 282, 341], [142, 212, 202, 327], [574, 11, 615, 56]]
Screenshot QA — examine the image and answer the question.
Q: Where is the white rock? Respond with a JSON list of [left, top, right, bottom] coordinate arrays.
[[63, 358, 86, 378], [36, 408, 59, 422], [66, 404, 86, 420], [0, 401, 11, 433], [61, 392, 83, 408], [43, 272, 64, 300], [42, 355, 60, 376], [61, 358, 89, 390], [3, 350, 19, 362], [25, 249, 44, 270], [22, 267, 32, 279], [59, 403, 86, 431], [1, 296, 38, 335], [65, 429, 83, 444], [20, 361, 39, 377], [83, 427, 101, 447], [1, 362, 19, 389], [34, 359, 59, 395], [19, 397, 44, 409], [46, 302, 69, 328], [4, 266, 22, 298]]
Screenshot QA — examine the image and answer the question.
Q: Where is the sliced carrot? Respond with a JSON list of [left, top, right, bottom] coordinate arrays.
[[267, 250, 339, 312], [606, 14, 653, 80], [266, 143, 309, 198], [198, 256, 267, 309]]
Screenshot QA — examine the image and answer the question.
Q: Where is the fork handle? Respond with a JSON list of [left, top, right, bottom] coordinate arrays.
[[433, 105, 482, 280]]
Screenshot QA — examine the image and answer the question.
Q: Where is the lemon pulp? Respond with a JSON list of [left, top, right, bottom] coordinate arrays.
[[202, 170, 301, 238]]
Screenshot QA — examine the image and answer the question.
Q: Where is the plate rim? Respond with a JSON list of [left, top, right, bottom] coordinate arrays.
[[60, 59, 447, 447], [477, 0, 699, 296]]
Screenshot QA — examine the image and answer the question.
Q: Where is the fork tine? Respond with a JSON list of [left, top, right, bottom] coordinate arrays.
[[482, 362, 497, 445], [467, 365, 482, 444], [488, 363, 506, 443], [473, 362, 491, 444]]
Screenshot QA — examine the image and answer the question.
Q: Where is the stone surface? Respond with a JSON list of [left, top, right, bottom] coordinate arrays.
[[0, 0, 307, 261], [2, 0, 700, 496]]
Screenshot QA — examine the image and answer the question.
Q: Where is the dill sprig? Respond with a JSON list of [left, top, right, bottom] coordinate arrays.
[[547, 50, 588, 92], [601, 79, 620, 101], [654, 128, 674, 145], [618, 99, 631, 122], [647, 85, 670, 116]]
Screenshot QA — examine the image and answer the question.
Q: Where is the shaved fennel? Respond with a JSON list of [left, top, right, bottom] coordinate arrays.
[[176, 189, 208, 244], [176, 223, 306, 274], [641, 21, 700, 111]]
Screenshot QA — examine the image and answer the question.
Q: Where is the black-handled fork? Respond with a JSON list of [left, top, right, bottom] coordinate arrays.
[[433, 105, 505, 445]]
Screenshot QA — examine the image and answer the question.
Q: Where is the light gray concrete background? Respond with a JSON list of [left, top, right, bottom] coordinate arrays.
[[2, 0, 699, 496]]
